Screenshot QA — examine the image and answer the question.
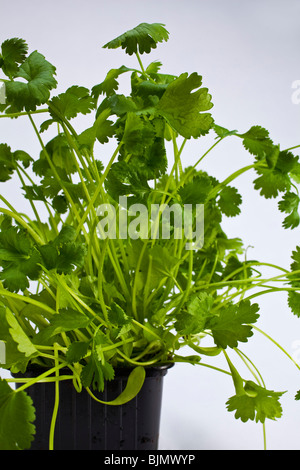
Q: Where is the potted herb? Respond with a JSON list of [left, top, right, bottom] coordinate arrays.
[[0, 22, 300, 450]]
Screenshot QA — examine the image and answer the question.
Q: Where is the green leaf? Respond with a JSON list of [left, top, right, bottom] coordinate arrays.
[[218, 186, 242, 217], [253, 169, 290, 199], [0, 144, 15, 182], [53, 224, 77, 245], [222, 256, 253, 282], [179, 173, 212, 204], [35, 309, 90, 346], [127, 243, 179, 293], [109, 302, 130, 326], [38, 244, 58, 271], [208, 300, 260, 349], [175, 292, 214, 335], [278, 191, 299, 213], [174, 313, 199, 335], [5, 50, 57, 112], [105, 94, 138, 116], [290, 246, 300, 272], [0, 144, 32, 182], [93, 329, 113, 360], [266, 145, 281, 170], [254, 150, 298, 199], [66, 341, 90, 363], [0, 38, 28, 78], [188, 292, 214, 316], [278, 192, 300, 229], [156, 72, 214, 138], [149, 245, 179, 281], [101, 361, 115, 381], [76, 108, 116, 149], [213, 124, 238, 139], [92, 65, 133, 98], [226, 381, 285, 423], [0, 225, 42, 292], [0, 379, 35, 450], [13, 150, 32, 168], [103, 366, 145, 405], [19, 289, 55, 326], [52, 194, 68, 214], [290, 162, 300, 184], [55, 242, 87, 274], [105, 160, 152, 203], [145, 61, 162, 75], [95, 118, 116, 144], [131, 76, 171, 106], [282, 210, 300, 230], [287, 291, 300, 317], [43, 308, 91, 338], [0, 307, 30, 371], [240, 126, 275, 160], [80, 352, 114, 392], [6, 309, 37, 358], [289, 246, 300, 290], [49, 85, 95, 121], [0, 255, 41, 292], [122, 112, 155, 154], [276, 150, 300, 174], [103, 23, 169, 55], [84, 366, 146, 405], [34, 134, 77, 176], [39, 225, 87, 274]]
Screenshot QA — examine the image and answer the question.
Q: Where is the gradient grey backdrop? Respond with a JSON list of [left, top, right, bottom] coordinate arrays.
[[0, 0, 300, 450]]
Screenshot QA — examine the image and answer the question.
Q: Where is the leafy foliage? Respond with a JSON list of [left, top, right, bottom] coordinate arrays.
[[0, 38, 28, 79], [0, 144, 32, 182], [217, 186, 242, 217], [0, 379, 35, 449], [92, 66, 133, 99], [240, 125, 275, 161], [156, 72, 214, 138], [0, 224, 42, 291], [49, 85, 95, 122], [4, 50, 57, 112], [208, 300, 260, 349], [0, 22, 299, 449], [103, 22, 169, 55], [226, 381, 285, 423], [175, 292, 214, 335], [287, 246, 300, 317], [278, 191, 300, 229]]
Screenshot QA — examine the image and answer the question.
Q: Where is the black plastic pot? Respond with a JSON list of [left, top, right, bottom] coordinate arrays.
[[14, 364, 172, 450]]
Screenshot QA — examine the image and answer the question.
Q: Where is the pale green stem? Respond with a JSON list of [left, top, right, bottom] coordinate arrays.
[[49, 344, 60, 450]]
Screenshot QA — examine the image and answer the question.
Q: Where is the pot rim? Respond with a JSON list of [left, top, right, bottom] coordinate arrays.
[[12, 362, 175, 379]]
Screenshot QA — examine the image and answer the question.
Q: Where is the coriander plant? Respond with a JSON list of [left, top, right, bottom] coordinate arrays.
[[0, 23, 300, 450]]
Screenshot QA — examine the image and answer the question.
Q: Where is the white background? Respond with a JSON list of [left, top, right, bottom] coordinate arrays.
[[1, 0, 300, 450]]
